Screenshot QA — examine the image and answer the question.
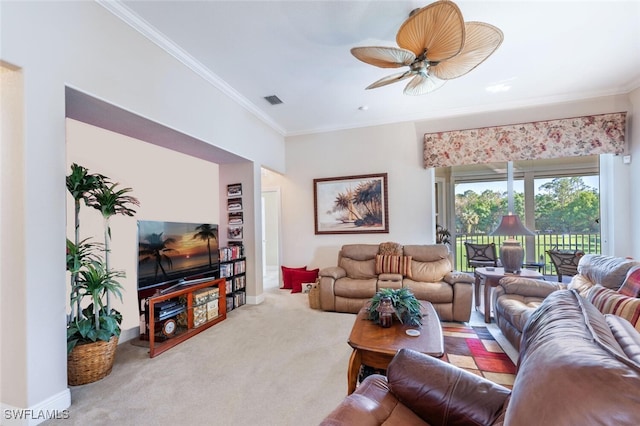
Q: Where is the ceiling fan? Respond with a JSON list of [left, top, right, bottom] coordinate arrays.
[[351, 0, 503, 95]]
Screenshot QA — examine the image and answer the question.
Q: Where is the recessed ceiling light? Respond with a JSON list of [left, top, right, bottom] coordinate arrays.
[[358, 105, 369, 111], [484, 78, 515, 93]]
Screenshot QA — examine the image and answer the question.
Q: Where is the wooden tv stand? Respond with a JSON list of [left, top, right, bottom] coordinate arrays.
[[146, 277, 226, 358]]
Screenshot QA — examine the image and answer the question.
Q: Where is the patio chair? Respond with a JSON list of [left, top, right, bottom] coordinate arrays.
[[546, 249, 584, 282], [464, 242, 499, 269]]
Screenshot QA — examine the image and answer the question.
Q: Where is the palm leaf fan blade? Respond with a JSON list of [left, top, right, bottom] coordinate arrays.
[[396, 0, 465, 61], [366, 70, 414, 90], [403, 73, 446, 96], [350, 46, 416, 68], [430, 22, 504, 80]]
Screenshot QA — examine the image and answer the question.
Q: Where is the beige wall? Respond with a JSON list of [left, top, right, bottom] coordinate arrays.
[[279, 94, 638, 272], [281, 121, 433, 270], [66, 119, 221, 335]]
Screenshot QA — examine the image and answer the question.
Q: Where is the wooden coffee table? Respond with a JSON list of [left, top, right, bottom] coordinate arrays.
[[347, 301, 443, 394]]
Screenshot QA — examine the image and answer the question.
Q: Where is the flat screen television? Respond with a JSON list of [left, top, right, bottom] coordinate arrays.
[[137, 220, 219, 291]]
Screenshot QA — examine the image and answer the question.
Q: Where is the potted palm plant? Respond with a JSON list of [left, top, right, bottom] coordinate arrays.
[[65, 163, 139, 385]]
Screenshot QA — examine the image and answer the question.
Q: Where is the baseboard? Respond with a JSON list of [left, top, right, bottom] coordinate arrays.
[[119, 326, 140, 344], [1, 389, 70, 426], [246, 293, 265, 305]]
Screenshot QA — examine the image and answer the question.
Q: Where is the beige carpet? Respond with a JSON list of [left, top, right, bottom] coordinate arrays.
[[46, 288, 354, 426], [45, 287, 517, 425]]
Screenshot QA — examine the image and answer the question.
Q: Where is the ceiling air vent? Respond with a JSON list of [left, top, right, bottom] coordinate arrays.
[[264, 95, 283, 105]]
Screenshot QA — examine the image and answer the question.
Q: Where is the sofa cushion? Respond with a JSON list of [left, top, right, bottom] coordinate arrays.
[[605, 314, 640, 365], [375, 254, 412, 278], [409, 258, 450, 282], [403, 244, 450, 262], [403, 279, 453, 303], [587, 285, 640, 331], [334, 277, 378, 298], [619, 265, 640, 298], [340, 244, 380, 261], [577, 254, 639, 289], [339, 257, 376, 279], [387, 349, 510, 426]]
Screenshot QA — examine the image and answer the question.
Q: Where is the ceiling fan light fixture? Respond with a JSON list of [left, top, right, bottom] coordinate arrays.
[[351, 0, 503, 95]]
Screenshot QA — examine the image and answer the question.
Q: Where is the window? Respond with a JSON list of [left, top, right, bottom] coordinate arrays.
[[437, 156, 600, 271]]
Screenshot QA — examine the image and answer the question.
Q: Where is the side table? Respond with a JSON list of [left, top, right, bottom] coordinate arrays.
[[474, 267, 543, 323]]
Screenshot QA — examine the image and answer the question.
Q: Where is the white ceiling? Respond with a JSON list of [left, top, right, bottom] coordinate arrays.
[[106, 0, 640, 137]]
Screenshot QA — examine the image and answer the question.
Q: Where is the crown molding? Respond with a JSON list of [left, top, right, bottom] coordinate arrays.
[[96, 0, 286, 136]]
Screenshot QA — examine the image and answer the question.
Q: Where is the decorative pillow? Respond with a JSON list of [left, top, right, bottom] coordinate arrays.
[[290, 269, 319, 294], [587, 285, 640, 331], [619, 265, 640, 298], [375, 254, 413, 278], [379, 242, 403, 256], [281, 265, 307, 289]]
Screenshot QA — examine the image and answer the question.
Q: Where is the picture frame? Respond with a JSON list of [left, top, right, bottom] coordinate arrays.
[[228, 226, 243, 240], [228, 211, 243, 225], [227, 197, 243, 211], [313, 173, 389, 235], [227, 183, 242, 197]]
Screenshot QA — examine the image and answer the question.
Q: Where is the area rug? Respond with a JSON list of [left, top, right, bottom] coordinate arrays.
[[441, 323, 517, 389], [360, 323, 517, 389]]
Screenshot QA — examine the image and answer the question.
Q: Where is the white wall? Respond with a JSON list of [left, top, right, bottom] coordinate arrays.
[[628, 87, 640, 259], [66, 119, 221, 336], [1, 1, 283, 419], [282, 121, 434, 270]]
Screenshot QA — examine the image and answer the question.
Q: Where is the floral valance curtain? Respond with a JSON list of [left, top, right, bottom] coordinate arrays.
[[423, 112, 626, 168]]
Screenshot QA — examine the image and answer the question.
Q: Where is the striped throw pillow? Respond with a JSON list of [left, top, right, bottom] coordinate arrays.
[[587, 285, 640, 332], [375, 254, 412, 278], [619, 266, 640, 298]]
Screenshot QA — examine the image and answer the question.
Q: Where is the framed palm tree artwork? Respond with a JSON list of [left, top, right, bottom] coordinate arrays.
[[313, 173, 389, 235]]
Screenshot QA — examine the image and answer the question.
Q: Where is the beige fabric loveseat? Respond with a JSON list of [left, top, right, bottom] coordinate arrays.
[[318, 243, 474, 322]]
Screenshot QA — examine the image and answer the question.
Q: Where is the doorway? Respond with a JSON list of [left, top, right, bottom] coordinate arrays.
[[261, 187, 281, 289]]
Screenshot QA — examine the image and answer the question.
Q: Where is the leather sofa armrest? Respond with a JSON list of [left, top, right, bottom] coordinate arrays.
[[319, 266, 346, 280], [387, 349, 510, 426], [498, 276, 566, 298], [443, 271, 474, 285]]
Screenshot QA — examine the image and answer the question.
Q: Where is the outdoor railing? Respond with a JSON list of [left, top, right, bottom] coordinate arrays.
[[453, 232, 601, 275]]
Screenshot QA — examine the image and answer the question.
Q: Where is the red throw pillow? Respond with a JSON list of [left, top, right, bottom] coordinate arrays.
[[290, 269, 319, 294], [281, 266, 307, 289]]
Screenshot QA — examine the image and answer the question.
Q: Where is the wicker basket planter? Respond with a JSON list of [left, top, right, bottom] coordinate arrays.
[[67, 335, 119, 386]]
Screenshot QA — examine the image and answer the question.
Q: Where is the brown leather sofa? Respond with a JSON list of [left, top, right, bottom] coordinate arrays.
[[493, 254, 639, 350], [321, 289, 640, 425], [318, 244, 474, 322]]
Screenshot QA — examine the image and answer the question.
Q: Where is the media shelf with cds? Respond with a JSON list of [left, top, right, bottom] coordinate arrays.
[[220, 245, 246, 312], [142, 277, 226, 358]]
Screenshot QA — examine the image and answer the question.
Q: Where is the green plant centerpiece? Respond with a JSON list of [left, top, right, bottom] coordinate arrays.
[[367, 288, 423, 327], [66, 163, 139, 385]]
